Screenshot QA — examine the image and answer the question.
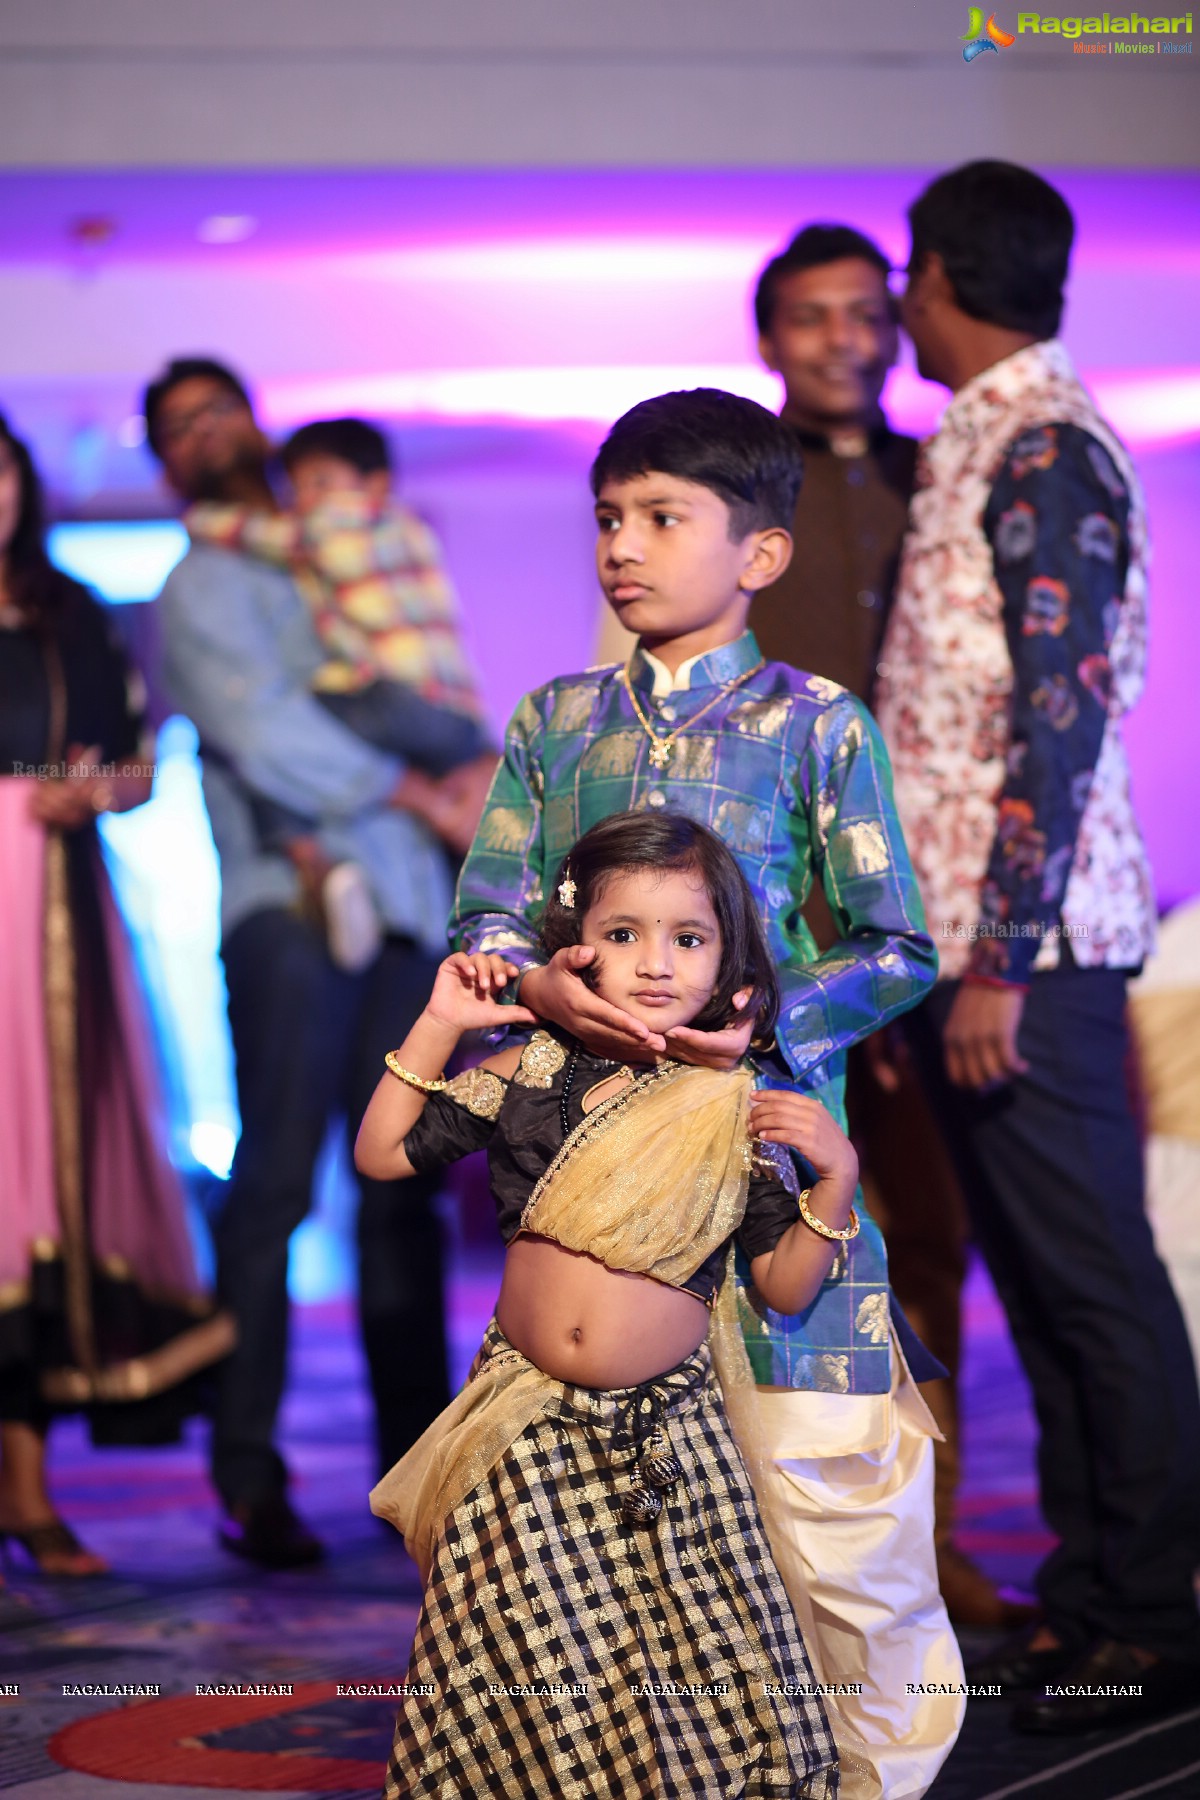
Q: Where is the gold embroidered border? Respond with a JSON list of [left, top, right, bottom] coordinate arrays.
[[41, 636, 97, 1381], [0, 1240, 218, 1318], [39, 1310, 236, 1406]]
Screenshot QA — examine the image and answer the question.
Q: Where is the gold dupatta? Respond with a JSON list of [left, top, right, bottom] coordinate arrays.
[[519, 1061, 754, 1280], [371, 1063, 754, 1573]]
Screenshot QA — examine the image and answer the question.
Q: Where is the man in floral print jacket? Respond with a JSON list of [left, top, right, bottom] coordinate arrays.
[[875, 160, 1200, 1735]]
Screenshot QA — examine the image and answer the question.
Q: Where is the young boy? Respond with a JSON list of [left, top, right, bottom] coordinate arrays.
[[188, 418, 495, 965], [452, 389, 962, 1798]]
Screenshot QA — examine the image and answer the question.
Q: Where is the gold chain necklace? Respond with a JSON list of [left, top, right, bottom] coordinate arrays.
[[621, 659, 765, 770]]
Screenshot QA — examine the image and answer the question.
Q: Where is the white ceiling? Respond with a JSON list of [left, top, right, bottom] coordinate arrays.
[[2, 0, 1196, 168]]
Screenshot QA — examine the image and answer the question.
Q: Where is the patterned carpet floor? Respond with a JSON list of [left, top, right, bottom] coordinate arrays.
[[1, 1249, 1196, 1799]]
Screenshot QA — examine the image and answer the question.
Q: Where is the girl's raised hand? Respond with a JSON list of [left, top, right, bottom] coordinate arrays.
[[425, 953, 536, 1033], [748, 1090, 859, 1191]]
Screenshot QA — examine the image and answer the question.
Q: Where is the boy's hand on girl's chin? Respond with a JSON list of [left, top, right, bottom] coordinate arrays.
[[520, 948, 667, 1060]]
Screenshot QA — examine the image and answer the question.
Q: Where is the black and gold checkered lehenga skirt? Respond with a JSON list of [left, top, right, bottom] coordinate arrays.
[[381, 1322, 837, 1799]]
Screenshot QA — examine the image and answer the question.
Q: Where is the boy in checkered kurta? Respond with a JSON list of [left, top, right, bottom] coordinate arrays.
[[450, 391, 964, 1799]]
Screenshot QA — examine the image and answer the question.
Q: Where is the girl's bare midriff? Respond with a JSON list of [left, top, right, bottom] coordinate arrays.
[[496, 1234, 709, 1389]]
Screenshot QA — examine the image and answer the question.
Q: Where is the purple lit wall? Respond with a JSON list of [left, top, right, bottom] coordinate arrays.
[[3, 167, 1198, 911]]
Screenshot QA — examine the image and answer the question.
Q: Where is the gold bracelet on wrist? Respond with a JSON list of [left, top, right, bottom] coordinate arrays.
[[797, 1188, 860, 1243], [384, 1052, 447, 1093]]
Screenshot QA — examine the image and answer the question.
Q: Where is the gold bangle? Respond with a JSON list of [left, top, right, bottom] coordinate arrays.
[[797, 1188, 860, 1243], [384, 1052, 447, 1093]]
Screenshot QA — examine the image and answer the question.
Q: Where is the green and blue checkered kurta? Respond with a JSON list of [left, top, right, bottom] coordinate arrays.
[[453, 631, 937, 1394]]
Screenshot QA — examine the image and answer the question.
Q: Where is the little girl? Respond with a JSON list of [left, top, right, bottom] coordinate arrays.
[[356, 811, 860, 1799]]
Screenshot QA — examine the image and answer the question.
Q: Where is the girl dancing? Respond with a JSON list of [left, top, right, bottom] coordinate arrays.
[[357, 811, 861, 1798]]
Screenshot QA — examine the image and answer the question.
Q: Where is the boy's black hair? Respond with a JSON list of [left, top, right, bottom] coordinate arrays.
[[754, 223, 893, 336], [907, 161, 1074, 340], [590, 389, 803, 539], [142, 357, 253, 458], [281, 417, 392, 477], [540, 810, 780, 1038]]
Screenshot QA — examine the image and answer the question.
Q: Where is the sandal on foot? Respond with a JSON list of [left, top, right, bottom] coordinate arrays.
[[0, 1517, 109, 1578]]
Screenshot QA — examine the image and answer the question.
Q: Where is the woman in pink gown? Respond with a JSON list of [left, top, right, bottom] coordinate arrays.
[[0, 415, 233, 1578]]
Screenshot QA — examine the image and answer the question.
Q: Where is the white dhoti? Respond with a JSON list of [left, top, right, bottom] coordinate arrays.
[[758, 1335, 964, 1800], [1129, 899, 1200, 1379]]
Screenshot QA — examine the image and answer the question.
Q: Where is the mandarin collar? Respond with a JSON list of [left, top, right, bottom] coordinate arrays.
[[627, 630, 762, 696], [780, 407, 893, 455]]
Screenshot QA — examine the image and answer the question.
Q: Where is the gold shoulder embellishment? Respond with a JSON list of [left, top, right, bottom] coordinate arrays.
[[444, 1066, 508, 1120], [514, 1031, 568, 1089]]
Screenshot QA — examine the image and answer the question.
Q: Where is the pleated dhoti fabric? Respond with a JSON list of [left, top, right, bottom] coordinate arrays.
[[381, 1323, 838, 1798]]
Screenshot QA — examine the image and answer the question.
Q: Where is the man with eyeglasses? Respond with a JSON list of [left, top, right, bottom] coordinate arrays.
[[146, 358, 454, 1568], [750, 226, 1024, 1633]]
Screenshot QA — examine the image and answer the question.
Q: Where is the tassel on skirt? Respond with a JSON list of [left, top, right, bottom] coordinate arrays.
[[382, 1321, 838, 1799]]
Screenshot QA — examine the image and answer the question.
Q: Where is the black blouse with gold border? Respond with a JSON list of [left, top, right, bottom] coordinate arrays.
[[403, 1029, 801, 1306]]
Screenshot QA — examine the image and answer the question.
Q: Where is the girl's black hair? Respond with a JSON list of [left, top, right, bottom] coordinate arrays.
[[0, 414, 72, 625], [540, 811, 780, 1038]]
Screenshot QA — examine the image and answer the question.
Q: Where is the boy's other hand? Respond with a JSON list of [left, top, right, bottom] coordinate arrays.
[[520, 948, 667, 1060], [943, 982, 1029, 1090], [665, 1014, 755, 1072]]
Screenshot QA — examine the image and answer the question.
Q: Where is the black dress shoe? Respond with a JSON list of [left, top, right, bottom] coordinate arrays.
[[1012, 1637, 1200, 1735], [964, 1624, 1080, 1695], [218, 1496, 324, 1570]]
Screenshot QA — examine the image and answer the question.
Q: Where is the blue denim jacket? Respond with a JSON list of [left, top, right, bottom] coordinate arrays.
[[158, 542, 450, 950]]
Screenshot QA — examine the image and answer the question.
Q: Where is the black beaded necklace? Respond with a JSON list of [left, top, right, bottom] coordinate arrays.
[[559, 1043, 670, 1139], [558, 1046, 583, 1140]]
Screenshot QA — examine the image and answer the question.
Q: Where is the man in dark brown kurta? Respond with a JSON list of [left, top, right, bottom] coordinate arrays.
[[750, 224, 1032, 1629], [750, 224, 916, 695]]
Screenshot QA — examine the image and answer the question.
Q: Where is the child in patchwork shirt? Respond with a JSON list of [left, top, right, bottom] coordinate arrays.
[[188, 417, 495, 964]]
